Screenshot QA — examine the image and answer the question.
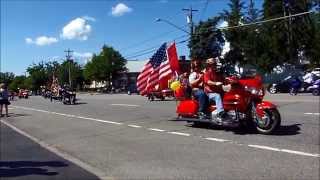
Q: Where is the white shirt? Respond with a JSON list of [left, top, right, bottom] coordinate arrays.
[[303, 73, 315, 84], [188, 72, 198, 83]]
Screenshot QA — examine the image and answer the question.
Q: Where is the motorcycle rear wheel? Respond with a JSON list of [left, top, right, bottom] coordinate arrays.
[[312, 89, 320, 96], [255, 109, 281, 135]]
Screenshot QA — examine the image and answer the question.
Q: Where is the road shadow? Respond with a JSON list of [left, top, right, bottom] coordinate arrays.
[[185, 121, 301, 136], [1, 113, 30, 118], [271, 123, 301, 136], [74, 102, 88, 105], [229, 123, 301, 136], [0, 161, 68, 177]]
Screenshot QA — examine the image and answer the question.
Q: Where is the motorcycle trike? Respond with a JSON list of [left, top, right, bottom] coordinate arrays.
[[175, 74, 281, 134]]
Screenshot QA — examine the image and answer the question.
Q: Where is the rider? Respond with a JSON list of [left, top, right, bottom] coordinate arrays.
[[188, 59, 208, 119], [303, 70, 316, 86], [203, 57, 226, 121]]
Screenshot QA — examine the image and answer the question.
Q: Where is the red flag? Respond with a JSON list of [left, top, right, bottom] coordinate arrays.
[[166, 42, 180, 73]]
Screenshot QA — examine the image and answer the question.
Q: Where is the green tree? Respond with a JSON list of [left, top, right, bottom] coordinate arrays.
[[84, 54, 106, 82], [242, 0, 263, 69], [45, 61, 60, 81], [83, 45, 127, 87], [57, 60, 83, 89], [100, 45, 127, 87], [220, 0, 247, 65], [0, 72, 15, 85], [26, 62, 48, 91], [258, 0, 315, 72], [304, 6, 320, 66], [8, 76, 27, 91], [189, 17, 225, 61]]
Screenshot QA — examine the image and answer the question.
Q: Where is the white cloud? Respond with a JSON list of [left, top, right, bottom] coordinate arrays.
[[74, 52, 93, 63], [61, 17, 92, 41], [25, 38, 33, 44], [82, 16, 96, 22], [111, 3, 132, 17], [25, 36, 58, 46], [74, 52, 93, 58]]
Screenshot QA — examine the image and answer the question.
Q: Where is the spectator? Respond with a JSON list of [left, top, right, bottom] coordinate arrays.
[[0, 83, 11, 117]]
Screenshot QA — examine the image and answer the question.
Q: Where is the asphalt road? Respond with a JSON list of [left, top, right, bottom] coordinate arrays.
[[0, 121, 100, 180], [0, 93, 319, 180]]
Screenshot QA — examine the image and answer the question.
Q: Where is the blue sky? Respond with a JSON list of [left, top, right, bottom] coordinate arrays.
[[1, 0, 263, 75]]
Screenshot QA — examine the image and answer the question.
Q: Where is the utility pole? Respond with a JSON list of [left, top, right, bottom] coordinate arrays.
[[64, 48, 73, 88], [182, 6, 198, 36], [282, 0, 293, 64]]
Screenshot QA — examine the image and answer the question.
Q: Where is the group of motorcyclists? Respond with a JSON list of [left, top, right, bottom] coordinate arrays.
[[175, 57, 232, 123], [41, 76, 76, 105]]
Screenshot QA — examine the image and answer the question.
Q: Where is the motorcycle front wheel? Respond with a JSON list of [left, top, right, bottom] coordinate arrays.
[[255, 109, 281, 135], [267, 85, 277, 94]]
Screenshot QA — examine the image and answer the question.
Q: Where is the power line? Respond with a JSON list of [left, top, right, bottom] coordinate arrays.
[[179, 10, 316, 35], [124, 35, 188, 59], [125, 39, 189, 60], [218, 10, 315, 30], [124, 35, 187, 59], [124, 10, 316, 60], [119, 25, 188, 52]]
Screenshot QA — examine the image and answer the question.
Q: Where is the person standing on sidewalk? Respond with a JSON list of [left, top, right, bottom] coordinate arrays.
[[0, 83, 10, 117]]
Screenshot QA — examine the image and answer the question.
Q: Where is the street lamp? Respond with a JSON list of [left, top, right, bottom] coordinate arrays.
[[155, 18, 190, 35]]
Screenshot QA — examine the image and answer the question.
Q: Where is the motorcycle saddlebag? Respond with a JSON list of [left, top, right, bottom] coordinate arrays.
[[176, 100, 199, 117]]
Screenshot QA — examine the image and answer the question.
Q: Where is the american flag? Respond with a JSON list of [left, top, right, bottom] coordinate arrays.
[[137, 43, 174, 95]]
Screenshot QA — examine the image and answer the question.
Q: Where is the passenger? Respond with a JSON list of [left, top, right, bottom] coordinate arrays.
[[203, 58, 226, 122], [188, 59, 208, 119], [179, 72, 192, 99]]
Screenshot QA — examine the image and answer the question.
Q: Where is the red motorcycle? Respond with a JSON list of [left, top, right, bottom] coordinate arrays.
[[175, 74, 281, 134]]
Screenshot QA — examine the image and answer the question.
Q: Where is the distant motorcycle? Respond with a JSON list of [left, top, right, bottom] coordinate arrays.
[[268, 76, 306, 94], [306, 79, 320, 96], [62, 89, 76, 105]]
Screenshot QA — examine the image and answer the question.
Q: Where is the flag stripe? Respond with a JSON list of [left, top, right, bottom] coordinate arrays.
[[137, 63, 153, 95], [136, 42, 178, 96]]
